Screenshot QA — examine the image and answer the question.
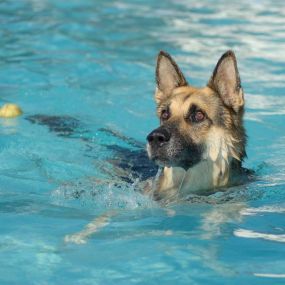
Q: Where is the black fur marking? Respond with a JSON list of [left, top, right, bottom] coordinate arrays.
[[147, 122, 204, 170]]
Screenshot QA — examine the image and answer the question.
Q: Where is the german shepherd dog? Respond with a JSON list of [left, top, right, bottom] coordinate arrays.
[[28, 50, 248, 203], [44, 50, 249, 244], [146, 50, 248, 203]]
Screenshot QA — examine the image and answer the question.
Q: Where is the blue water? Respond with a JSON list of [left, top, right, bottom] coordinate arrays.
[[1, 0, 285, 284]]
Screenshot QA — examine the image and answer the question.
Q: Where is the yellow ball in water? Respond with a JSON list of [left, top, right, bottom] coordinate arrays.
[[0, 103, 23, 118]]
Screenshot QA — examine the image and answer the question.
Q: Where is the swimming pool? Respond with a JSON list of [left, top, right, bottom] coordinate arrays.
[[0, 0, 285, 284]]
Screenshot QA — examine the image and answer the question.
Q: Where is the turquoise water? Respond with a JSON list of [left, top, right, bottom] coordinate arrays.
[[1, 0, 285, 284]]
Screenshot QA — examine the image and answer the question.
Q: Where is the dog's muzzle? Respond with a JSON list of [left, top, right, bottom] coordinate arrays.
[[146, 125, 203, 169], [146, 126, 172, 166], [147, 127, 171, 147]]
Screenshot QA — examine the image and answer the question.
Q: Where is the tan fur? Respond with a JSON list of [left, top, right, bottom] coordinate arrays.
[[148, 51, 247, 203], [64, 51, 248, 244]]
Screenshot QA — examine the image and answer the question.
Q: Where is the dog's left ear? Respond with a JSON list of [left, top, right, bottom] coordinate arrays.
[[155, 51, 187, 103], [208, 50, 244, 113]]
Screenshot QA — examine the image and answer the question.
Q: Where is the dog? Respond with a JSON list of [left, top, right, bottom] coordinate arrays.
[[146, 50, 249, 203], [64, 50, 253, 244]]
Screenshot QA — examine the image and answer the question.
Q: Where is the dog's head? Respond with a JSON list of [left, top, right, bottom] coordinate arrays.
[[147, 50, 246, 170]]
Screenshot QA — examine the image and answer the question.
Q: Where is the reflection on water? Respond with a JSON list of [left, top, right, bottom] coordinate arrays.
[[0, 0, 285, 284]]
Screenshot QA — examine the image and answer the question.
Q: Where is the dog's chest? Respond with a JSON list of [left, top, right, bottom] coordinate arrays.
[[156, 160, 231, 200]]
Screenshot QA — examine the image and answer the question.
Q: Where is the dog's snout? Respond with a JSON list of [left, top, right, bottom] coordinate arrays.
[[147, 128, 171, 145]]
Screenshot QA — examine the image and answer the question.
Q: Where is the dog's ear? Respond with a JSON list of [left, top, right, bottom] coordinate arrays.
[[208, 50, 244, 113], [155, 51, 187, 103]]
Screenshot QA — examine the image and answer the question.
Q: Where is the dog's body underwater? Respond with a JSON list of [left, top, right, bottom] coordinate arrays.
[[146, 50, 249, 203]]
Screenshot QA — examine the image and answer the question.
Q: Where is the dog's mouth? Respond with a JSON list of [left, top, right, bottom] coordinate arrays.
[[150, 155, 172, 167], [147, 146, 183, 169], [147, 144, 171, 167], [147, 141, 203, 170]]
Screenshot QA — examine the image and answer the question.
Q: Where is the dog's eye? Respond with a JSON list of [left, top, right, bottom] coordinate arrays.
[[193, 110, 205, 123], [161, 109, 170, 121]]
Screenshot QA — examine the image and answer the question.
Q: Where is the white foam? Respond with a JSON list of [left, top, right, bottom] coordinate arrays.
[[240, 206, 285, 216], [234, 229, 285, 243], [254, 273, 285, 278]]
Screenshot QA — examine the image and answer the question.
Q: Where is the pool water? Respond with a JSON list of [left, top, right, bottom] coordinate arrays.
[[1, 0, 285, 284]]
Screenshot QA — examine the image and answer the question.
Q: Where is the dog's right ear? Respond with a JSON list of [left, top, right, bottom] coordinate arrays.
[[155, 51, 187, 103]]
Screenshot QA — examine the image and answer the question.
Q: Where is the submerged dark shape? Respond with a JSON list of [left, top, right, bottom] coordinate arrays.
[[98, 128, 158, 181], [26, 114, 88, 138], [26, 114, 158, 182], [104, 144, 158, 182]]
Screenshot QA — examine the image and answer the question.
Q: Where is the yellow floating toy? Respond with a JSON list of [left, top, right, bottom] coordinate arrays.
[[0, 103, 23, 118]]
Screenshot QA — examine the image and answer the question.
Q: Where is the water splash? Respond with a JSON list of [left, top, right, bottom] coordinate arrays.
[[51, 176, 157, 211]]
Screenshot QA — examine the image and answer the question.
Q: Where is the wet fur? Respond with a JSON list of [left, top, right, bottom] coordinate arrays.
[[25, 51, 252, 244], [147, 51, 248, 203], [26, 51, 250, 205]]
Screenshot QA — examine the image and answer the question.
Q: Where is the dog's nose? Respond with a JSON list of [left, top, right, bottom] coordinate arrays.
[[147, 128, 171, 145]]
